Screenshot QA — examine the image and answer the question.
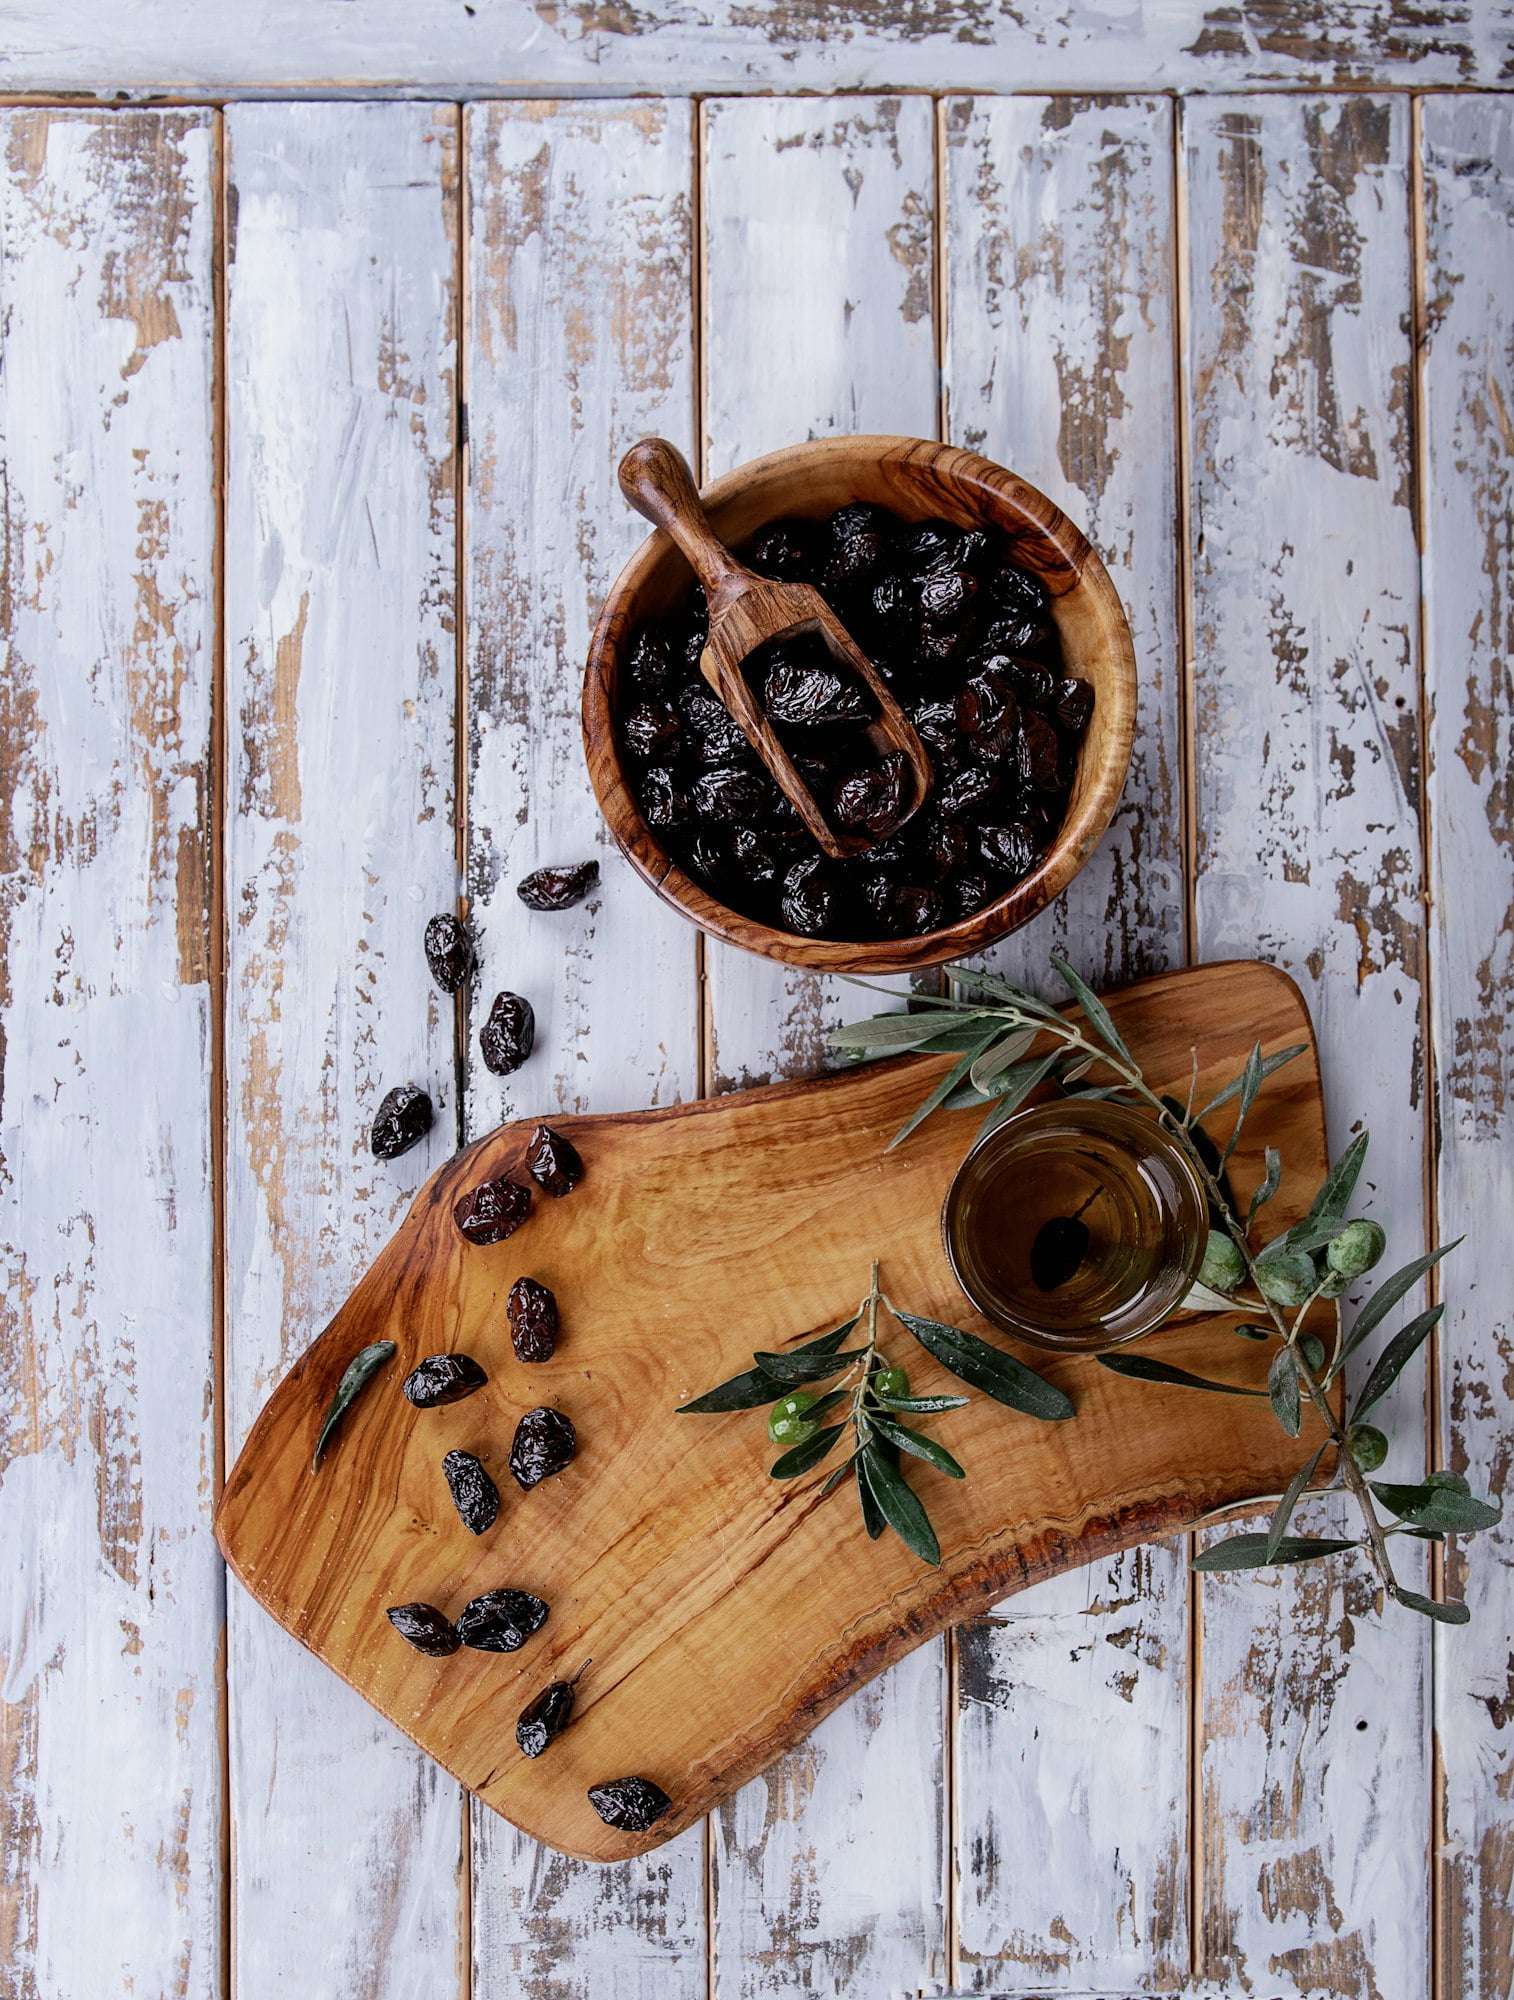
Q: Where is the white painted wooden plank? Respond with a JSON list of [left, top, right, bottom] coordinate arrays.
[[223, 100, 466, 1997], [1420, 92, 1514, 2000], [700, 94, 947, 2000], [2, 0, 1513, 95], [0, 107, 222, 2000], [943, 93, 1189, 1992], [1185, 95, 1432, 1997], [462, 98, 706, 2000]]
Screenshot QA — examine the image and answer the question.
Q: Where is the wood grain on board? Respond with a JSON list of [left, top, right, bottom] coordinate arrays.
[[219, 963, 1333, 1863], [0, 107, 222, 2000], [222, 101, 466, 1996], [1185, 95, 1432, 1997], [698, 93, 946, 1999], [2, 0, 1513, 95], [462, 99, 705, 1999], [1421, 93, 1514, 2000], [942, 93, 1189, 1992]]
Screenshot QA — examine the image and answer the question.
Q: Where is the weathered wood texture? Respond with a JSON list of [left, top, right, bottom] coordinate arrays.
[[942, 93, 1189, 1992], [0, 106, 222, 2000], [1186, 95, 1433, 1996], [1421, 93, 1514, 2000], [462, 98, 705, 1997], [698, 93, 946, 1999], [222, 100, 466, 1996], [2, 0, 1513, 95]]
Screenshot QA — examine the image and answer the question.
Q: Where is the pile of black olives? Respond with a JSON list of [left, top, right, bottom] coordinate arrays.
[[616, 503, 1094, 942]]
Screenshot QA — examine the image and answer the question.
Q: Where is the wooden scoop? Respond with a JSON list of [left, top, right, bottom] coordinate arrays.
[[618, 437, 932, 860]]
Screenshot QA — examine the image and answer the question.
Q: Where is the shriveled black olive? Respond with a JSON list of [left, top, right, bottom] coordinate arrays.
[[748, 517, 820, 580], [1018, 711, 1066, 794], [517, 861, 598, 912], [508, 1277, 560, 1363], [627, 626, 677, 697], [988, 564, 1048, 618], [919, 566, 978, 625], [638, 764, 687, 832], [516, 1660, 591, 1758], [1053, 675, 1094, 736], [457, 1587, 550, 1653], [509, 1407, 576, 1489], [679, 688, 749, 766], [953, 871, 995, 917], [403, 1352, 488, 1408], [833, 752, 908, 840], [894, 519, 961, 574], [371, 1083, 434, 1161], [424, 913, 475, 995], [454, 1174, 532, 1245], [480, 991, 535, 1075], [683, 830, 730, 889], [387, 1603, 461, 1657], [779, 855, 840, 938], [588, 1775, 672, 1833], [691, 765, 769, 825], [724, 824, 781, 887], [823, 502, 887, 586], [864, 876, 943, 937], [622, 700, 683, 763], [674, 617, 707, 672], [978, 821, 1041, 878], [980, 612, 1046, 657], [936, 760, 999, 820], [915, 619, 970, 671], [921, 814, 971, 878], [870, 570, 917, 633], [443, 1449, 501, 1535], [956, 666, 1020, 759], [909, 698, 959, 754], [762, 656, 869, 730], [525, 1123, 583, 1198]]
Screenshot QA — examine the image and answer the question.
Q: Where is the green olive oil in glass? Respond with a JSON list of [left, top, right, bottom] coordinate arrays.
[[942, 1100, 1207, 1352]]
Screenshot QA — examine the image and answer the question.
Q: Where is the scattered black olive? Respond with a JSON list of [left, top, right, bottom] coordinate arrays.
[[508, 1277, 560, 1363], [387, 1603, 462, 1657], [516, 1658, 592, 1758], [509, 1406, 577, 1489], [403, 1352, 488, 1409], [616, 501, 1091, 943], [525, 1123, 584, 1198], [454, 1174, 532, 1245], [370, 1083, 434, 1161], [479, 991, 535, 1076], [587, 1775, 672, 1833], [517, 861, 599, 912], [457, 1587, 550, 1653], [423, 913, 475, 995], [442, 1449, 501, 1535]]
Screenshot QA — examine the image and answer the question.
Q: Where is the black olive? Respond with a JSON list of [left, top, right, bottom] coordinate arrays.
[[761, 655, 869, 730], [443, 1449, 501, 1535], [622, 699, 683, 763], [956, 666, 1021, 759], [679, 688, 750, 766], [833, 753, 908, 839], [627, 626, 677, 697], [747, 517, 821, 581], [423, 913, 475, 994], [918, 566, 978, 625], [638, 764, 688, 832], [508, 1277, 560, 1363], [823, 503, 887, 587], [454, 1175, 532, 1245], [894, 519, 961, 574], [457, 1587, 550, 1653], [978, 821, 1041, 878], [779, 856, 840, 938], [936, 760, 999, 820], [691, 765, 770, 825], [909, 698, 959, 754], [987, 564, 1048, 618], [509, 1407, 576, 1489], [953, 871, 995, 917], [980, 612, 1046, 657], [370, 1083, 434, 1161], [588, 1775, 672, 1833], [729, 825, 783, 887], [403, 1352, 488, 1408], [525, 1123, 583, 1198], [517, 861, 599, 912], [516, 1660, 591, 1758], [1018, 711, 1066, 794], [387, 1603, 461, 1657], [1053, 675, 1095, 736], [682, 830, 730, 890], [479, 991, 535, 1075]]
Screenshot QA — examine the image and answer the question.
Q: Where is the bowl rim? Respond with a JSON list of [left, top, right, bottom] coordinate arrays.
[[581, 433, 1138, 974]]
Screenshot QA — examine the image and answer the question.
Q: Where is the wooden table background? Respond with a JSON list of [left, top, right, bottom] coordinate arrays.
[[0, 7, 1510, 1997]]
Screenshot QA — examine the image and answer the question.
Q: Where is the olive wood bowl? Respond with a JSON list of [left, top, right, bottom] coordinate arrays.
[[582, 435, 1137, 973]]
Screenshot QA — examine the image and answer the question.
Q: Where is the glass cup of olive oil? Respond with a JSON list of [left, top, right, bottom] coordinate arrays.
[[941, 1099, 1208, 1352]]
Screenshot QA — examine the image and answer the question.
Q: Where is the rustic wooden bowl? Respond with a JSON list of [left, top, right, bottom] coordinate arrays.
[[582, 435, 1137, 972]]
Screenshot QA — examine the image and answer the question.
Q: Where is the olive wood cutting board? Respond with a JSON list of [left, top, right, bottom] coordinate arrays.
[[217, 960, 1334, 1863]]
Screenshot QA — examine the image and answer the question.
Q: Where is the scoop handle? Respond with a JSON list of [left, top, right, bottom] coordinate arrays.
[[618, 438, 748, 603]]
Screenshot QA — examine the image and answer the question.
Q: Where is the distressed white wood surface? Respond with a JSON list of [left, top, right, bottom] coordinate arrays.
[[700, 95, 947, 2000], [1185, 95, 1432, 1997], [223, 100, 467, 1997], [0, 107, 223, 2000], [943, 93, 1189, 1992], [1421, 93, 1514, 2000], [2, 0, 1513, 95], [462, 99, 707, 2000]]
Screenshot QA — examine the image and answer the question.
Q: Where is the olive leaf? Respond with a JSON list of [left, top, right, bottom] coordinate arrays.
[[1369, 1479, 1501, 1534], [1193, 1533, 1358, 1573], [1351, 1305, 1444, 1420], [1268, 1346, 1302, 1437], [1233, 1323, 1273, 1342], [1265, 1444, 1326, 1561], [860, 1444, 941, 1565], [896, 1309, 1074, 1421], [1048, 951, 1135, 1068], [969, 1027, 1039, 1094], [1337, 1241, 1461, 1367], [1097, 1353, 1268, 1397], [1289, 1129, 1370, 1240], [889, 1027, 1002, 1150], [1192, 1042, 1308, 1122], [676, 1316, 859, 1413], [1247, 1147, 1283, 1226], [770, 1425, 846, 1480], [869, 1417, 967, 1480], [826, 1009, 991, 1052], [819, 1454, 858, 1500], [1396, 1589, 1470, 1624], [752, 1346, 868, 1385], [873, 1391, 971, 1414], [311, 1340, 397, 1473], [973, 1050, 1065, 1144], [1219, 1041, 1266, 1167]]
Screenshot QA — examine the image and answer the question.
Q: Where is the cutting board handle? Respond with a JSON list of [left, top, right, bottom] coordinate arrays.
[[619, 437, 749, 608]]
